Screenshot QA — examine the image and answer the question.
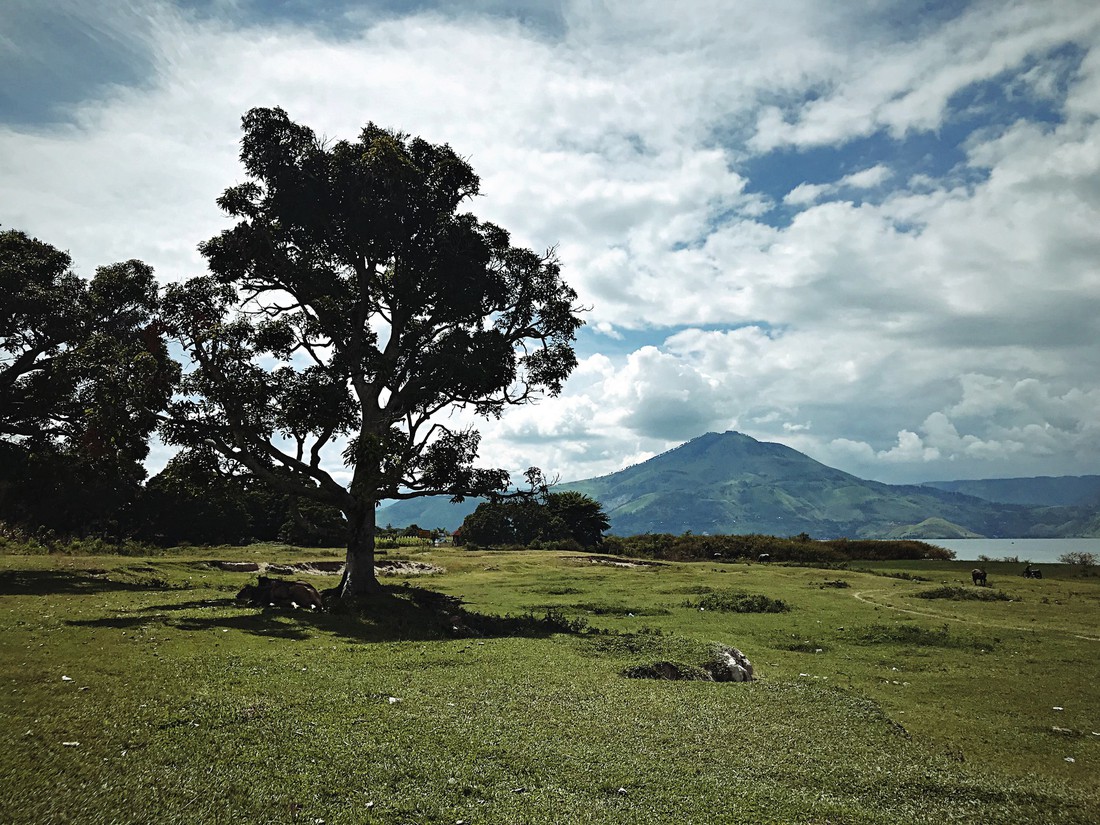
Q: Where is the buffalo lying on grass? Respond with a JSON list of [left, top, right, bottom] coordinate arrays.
[[237, 576, 324, 610]]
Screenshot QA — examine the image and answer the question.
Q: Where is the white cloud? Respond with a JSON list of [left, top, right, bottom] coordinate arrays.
[[2, 0, 1099, 487]]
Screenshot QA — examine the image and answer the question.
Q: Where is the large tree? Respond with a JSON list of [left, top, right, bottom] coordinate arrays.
[[0, 229, 177, 535], [161, 107, 582, 598]]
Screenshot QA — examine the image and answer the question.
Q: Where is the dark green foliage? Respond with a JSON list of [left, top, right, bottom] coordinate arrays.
[[458, 491, 609, 549], [851, 623, 996, 650], [458, 498, 568, 547], [600, 532, 952, 562], [545, 490, 610, 548], [686, 590, 791, 613], [160, 108, 581, 596], [138, 448, 346, 547], [916, 586, 1014, 601], [0, 229, 178, 538], [622, 661, 713, 680]]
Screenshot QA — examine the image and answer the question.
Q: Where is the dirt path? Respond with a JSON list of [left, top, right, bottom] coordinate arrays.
[[851, 587, 1100, 642]]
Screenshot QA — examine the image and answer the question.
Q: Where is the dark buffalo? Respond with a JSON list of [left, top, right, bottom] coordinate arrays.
[[971, 568, 987, 586]]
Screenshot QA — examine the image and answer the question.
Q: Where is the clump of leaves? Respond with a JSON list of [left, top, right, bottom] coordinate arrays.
[[529, 585, 583, 595], [916, 586, 1013, 602], [784, 640, 827, 653], [685, 590, 791, 613], [621, 661, 713, 681]]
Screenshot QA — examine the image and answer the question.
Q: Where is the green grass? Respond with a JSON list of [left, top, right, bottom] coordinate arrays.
[[1, 548, 1098, 823]]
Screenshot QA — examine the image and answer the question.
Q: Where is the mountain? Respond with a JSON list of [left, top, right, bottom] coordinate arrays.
[[375, 431, 1099, 538], [920, 476, 1100, 508]]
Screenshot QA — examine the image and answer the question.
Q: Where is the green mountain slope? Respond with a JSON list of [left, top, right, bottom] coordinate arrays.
[[376, 431, 1098, 538], [921, 475, 1100, 507]]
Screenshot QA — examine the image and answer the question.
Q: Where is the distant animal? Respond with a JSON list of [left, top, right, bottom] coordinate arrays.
[[971, 568, 987, 586], [238, 576, 324, 610], [758, 553, 771, 562], [1023, 564, 1042, 579]]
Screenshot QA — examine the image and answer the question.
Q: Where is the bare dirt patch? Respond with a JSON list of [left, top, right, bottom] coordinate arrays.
[[208, 560, 442, 576], [375, 560, 443, 576], [569, 555, 665, 569]]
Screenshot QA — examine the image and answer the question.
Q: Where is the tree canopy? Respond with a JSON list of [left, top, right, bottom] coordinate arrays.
[[0, 228, 177, 535], [161, 107, 582, 596], [458, 490, 610, 549]]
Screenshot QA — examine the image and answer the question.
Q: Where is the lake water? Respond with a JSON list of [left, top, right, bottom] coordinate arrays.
[[931, 538, 1100, 563]]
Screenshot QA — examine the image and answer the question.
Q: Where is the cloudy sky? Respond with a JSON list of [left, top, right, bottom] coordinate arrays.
[[4, 0, 1099, 486]]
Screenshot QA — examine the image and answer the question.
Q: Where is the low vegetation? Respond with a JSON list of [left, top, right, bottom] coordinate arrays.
[[601, 532, 954, 562], [916, 585, 1014, 601], [686, 589, 792, 613]]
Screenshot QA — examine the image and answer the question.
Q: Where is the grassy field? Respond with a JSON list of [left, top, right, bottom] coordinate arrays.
[[1, 545, 1098, 824]]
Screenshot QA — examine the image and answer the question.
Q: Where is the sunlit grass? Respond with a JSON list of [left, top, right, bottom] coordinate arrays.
[[1, 547, 1098, 823]]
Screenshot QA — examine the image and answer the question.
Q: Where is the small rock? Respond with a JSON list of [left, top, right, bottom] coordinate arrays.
[[387, 696, 401, 704], [61, 676, 73, 682], [1064, 757, 1076, 763], [62, 741, 80, 747], [1053, 706, 1064, 711]]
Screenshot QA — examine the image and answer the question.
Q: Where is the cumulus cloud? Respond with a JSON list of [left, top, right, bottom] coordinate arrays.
[[2, 0, 1099, 486]]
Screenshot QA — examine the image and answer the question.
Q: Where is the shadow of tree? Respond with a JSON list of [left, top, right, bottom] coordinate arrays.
[[63, 584, 591, 644], [0, 569, 179, 596]]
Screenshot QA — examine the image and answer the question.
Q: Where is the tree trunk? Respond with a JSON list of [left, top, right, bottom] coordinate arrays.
[[339, 504, 382, 598]]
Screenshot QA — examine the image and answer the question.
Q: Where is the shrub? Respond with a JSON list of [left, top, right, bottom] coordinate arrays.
[[915, 586, 1012, 602], [852, 623, 996, 650], [686, 590, 791, 613], [621, 661, 713, 681]]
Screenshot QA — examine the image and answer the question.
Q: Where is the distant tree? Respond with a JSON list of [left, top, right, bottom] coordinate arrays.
[[161, 108, 582, 598], [141, 447, 346, 547], [458, 491, 609, 549], [141, 448, 254, 545], [0, 229, 178, 535], [459, 498, 569, 547], [545, 491, 610, 548], [1058, 551, 1096, 569]]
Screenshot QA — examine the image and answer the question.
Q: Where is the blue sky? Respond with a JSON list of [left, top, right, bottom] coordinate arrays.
[[3, 0, 1100, 486]]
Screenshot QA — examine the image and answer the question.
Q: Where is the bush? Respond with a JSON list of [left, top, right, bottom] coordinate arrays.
[[601, 533, 952, 563], [852, 623, 996, 650], [686, 590, 791, 613], [1059, 551, 1097, 568], [622, 661, 713, 681], [915, 586, 1012, 602]]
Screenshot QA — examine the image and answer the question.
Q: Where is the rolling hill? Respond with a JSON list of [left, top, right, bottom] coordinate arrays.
[[376, 431, 1099, 538], [920, 475, 1100, 507]]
